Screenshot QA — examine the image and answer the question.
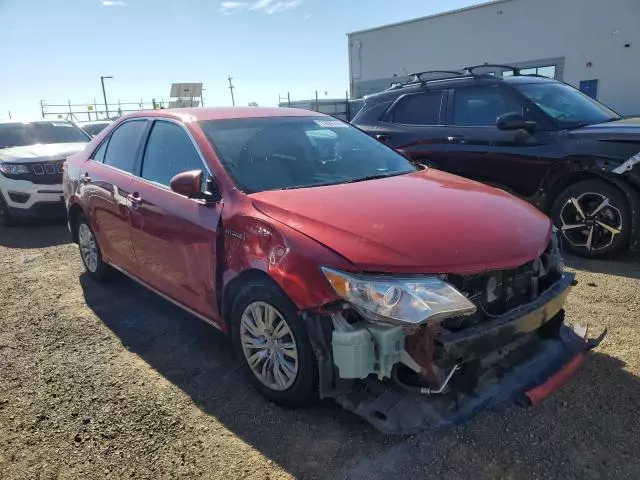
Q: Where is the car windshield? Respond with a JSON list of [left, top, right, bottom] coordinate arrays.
[[81, 122, 110, 137], [0, 121, 89, 149], [515, 82, 620, 129], [200, 116, 417, 193]]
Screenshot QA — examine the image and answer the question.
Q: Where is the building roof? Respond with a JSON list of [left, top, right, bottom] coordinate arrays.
[[347, 0, 512, 36]]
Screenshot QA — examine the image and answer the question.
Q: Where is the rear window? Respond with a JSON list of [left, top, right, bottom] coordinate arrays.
[[390, 92, 443, 125], [0, 121, 89, 149]]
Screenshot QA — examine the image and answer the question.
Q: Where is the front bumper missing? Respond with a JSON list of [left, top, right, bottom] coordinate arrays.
[[437, 272, 574, 365], [306, 273, 603, 434]]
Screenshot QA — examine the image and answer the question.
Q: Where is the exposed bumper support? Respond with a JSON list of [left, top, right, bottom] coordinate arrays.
[[437, 273, 575, 364]]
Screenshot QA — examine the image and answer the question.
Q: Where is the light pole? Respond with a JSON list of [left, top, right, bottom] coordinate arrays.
[[100, 76, 113, 119]]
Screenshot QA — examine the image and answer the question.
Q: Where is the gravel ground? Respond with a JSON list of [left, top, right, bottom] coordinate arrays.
[[0, 221, 639, 480]]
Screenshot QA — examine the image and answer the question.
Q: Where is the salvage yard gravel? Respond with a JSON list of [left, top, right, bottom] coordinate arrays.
[[1, 223, 639, 479]]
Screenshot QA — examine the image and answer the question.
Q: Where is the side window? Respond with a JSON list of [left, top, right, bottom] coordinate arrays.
[[390, 92, 443, 125], [91, 140, 108, 162], [141, 121, 204, 187], [103, 120, 147, 173], [453, 87, 525, 127]]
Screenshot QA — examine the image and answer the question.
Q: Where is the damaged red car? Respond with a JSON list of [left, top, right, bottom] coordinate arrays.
[[64, 107, 591, 433]]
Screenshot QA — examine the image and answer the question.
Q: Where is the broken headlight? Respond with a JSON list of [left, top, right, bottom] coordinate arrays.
[[321, 267, 477, 326]]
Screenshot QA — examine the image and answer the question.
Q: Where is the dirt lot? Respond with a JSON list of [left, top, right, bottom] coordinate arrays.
[[0, 222, 639, 480]]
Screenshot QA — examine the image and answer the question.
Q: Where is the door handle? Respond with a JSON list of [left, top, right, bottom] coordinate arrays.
[[79, 172, 92, 184], [127, 193, 142, 209], [447, 136, 467, 144], [376, 134, 390, 143]]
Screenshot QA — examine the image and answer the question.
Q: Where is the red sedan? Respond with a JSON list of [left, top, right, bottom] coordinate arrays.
[[64, 107, 578, 431]]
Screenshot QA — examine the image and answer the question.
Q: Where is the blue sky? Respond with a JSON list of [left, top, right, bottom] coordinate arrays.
[[0, 0, 479, 119]]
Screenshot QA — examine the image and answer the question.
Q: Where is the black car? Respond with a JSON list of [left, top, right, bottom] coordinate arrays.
[[352, 65, 640, 258]]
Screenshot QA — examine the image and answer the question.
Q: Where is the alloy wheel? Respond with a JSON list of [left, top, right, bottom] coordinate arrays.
[[559, 192, 623, 252], [78, 223, 99, 273], [239, 301, 299, 391]]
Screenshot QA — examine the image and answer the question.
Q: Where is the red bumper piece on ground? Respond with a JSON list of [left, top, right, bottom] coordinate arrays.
[[524, 352, 585, 406]]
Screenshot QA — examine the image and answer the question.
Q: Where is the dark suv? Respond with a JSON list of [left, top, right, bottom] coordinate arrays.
[[352, 65, 640, 258]]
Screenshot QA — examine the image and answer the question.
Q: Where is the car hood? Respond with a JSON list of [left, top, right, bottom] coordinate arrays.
[[569, 117, 640, 141], [251, 169, 552, 275], [0, 143, 87, 163]]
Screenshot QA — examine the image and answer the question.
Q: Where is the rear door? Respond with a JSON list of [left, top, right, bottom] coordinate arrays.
[[128, 120, 223, 321], [441, 85, 549, 196], [372, 90, 451, 166], [80, 119, 148, 274]]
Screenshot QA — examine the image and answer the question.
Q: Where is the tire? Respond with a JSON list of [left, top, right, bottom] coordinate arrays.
[[230, 278, 318, 407], [0, 195, 17, 227], [550, 179, 631, 258], [76, 214, 113, 281]]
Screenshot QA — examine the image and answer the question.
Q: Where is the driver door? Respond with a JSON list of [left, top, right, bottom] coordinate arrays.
[[442, 85, 552, 197], [128, 120, 223, 322]]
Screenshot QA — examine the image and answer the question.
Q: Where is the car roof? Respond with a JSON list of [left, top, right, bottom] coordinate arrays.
[[121, 107, 326, 123], [364, 74, 558, 102], [0, 119, 75, 125], [77, 120, 112, 126]]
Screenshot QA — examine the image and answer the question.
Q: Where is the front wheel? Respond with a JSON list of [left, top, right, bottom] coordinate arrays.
[[551, 179, 631, 257], [231, 278, 318, 407]]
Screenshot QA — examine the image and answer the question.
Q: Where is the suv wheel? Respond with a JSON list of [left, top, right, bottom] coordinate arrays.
[[551, 179, 631, 257], [0, 195, 16, 226], [231, 278, 318, 407], [77, 215, 113, 281]]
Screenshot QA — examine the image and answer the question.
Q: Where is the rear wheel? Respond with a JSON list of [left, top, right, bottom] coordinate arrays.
[[77, 215, 113, 281], [551, 179, 631, 257], [230, 278, 318, 407]]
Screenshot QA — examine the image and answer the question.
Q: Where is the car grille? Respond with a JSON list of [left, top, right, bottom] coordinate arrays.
[[5, 160, 65, 185], [443, 237, 563, 332]]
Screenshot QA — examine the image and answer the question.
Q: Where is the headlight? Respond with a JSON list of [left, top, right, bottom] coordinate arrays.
[[0, 163, 30, 175], [321, 267, 476, 326]]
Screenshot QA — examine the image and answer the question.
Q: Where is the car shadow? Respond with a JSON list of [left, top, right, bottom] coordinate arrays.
[[79, 273, 398, 479], [566, 251, 640, 280], [0, 220, 71, 249]]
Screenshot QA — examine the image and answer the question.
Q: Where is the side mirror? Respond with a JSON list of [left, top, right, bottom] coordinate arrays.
[[496, 112, 537, 132], [170, 170, 221, 203], [170, 170, 202, 197]]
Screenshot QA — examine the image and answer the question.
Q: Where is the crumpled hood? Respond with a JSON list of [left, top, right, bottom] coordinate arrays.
[[251, 169, 552, 275], [569, 117, 640, 141], [0, 143, 87, 163]]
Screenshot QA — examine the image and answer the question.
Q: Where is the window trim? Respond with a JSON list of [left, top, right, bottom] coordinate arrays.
[[445, 84, 547, 129], [135, 118, 213, 191], [382, 90, 446, 127], [88, 118, 150, 175]]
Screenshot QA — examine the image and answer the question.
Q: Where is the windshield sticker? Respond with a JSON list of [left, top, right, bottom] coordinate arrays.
[[314, 119, 348, 128], [51, 122, 73, 127]]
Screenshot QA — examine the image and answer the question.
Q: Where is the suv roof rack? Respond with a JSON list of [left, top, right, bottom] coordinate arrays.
[[385, 64, 523, 92], [464, 64, 521, 75], [408, 70, 466, 81]]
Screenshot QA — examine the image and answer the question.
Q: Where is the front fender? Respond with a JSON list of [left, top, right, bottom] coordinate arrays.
[[221, 211, 353, 312]]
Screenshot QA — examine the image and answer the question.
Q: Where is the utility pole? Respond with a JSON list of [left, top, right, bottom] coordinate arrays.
[[7, 111, 11, 119], [228, 76, 235, 106], [40, 100, 45, 118], [100, 76, 113, 119]]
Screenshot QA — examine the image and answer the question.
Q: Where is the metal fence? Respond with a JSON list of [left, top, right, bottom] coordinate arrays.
[[278, 92, 364, 122]]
